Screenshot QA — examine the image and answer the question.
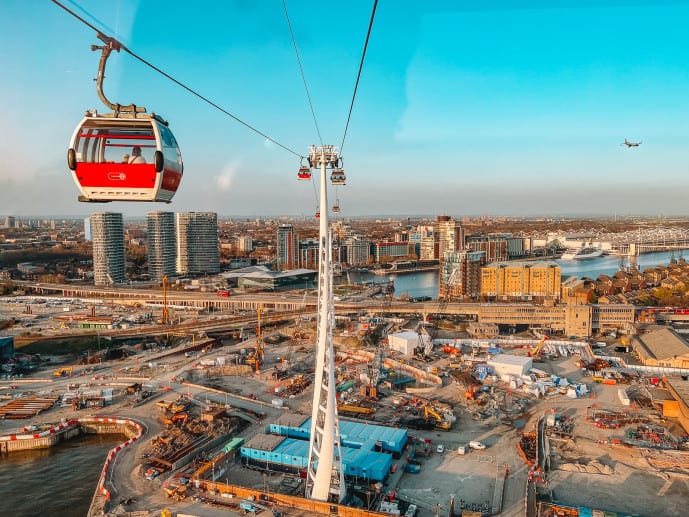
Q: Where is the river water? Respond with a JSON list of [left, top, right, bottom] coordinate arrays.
[[347, 250, 688, 299], [0, 433, 121, 517]]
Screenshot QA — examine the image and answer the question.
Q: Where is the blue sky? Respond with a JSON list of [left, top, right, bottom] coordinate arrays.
[[1, 0, 688, 218]]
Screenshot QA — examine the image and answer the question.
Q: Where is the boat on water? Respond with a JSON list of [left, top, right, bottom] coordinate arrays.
[[560, 247, 604, 260]]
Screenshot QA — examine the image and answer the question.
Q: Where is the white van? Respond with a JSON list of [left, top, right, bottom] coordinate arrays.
[[469, 441, 486, 450], [405, 504, 418, 517], [457, 445, 467, 455]]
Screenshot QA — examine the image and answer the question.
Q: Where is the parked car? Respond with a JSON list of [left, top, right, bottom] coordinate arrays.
[[405, 504, 418, 517], [436, 444, 445, 453], [469, 440, 486, 450]]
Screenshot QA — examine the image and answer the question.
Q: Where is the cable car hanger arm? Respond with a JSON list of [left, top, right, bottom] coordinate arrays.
[[92, 33, 146, 117]]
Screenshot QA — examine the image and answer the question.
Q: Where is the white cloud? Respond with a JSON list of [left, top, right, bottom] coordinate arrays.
[[214, 161, 239, 192]]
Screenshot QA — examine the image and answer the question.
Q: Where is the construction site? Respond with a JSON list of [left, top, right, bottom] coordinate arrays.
[[3, 292, 689, 516]]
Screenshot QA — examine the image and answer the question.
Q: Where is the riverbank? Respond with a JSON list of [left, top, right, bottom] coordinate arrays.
[[0, 416, 144, 516]]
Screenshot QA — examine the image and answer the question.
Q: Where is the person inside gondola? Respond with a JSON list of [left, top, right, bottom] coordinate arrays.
[[121, 154, 130, 163], [128, 146, 146, 164]]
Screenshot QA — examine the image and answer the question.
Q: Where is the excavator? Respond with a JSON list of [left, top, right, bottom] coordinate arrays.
[[162, 412, 188, 427], [528, 337, 548, 362], [53, 367, 73, 377], [424, 406, 451, 431]]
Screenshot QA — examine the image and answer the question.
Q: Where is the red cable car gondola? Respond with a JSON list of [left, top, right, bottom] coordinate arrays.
[[68, 112, 183, 203], [67, 35, 183, 203], [297, 165, 312, 181]]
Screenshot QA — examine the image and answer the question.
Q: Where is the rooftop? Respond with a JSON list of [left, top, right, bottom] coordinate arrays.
[[244, 433, 285, 452], [634, 328, 689, 361]]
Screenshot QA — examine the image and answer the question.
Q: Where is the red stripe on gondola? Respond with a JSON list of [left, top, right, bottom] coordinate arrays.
[[79, 134, 156, 139], [76, 162, 159, 188], [103, 143, 157, 148]]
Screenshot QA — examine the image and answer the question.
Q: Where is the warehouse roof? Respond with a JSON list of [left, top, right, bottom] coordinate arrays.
[[666, 378, 689, 407], [635, 328, 689, 361], [273, 413, 310, 428], [244, 433, 285, 452]]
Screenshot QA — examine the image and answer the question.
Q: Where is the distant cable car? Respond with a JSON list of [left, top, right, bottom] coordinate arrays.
[[331, 168, 346, 185], [332, 199, 341, 213], [67, 35, 183, 203], [297, 165, 312, 181], [315, 210, 320, 219]]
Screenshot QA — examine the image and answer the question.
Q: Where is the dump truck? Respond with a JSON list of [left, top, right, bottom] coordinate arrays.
[[163, 484, 187, 501]]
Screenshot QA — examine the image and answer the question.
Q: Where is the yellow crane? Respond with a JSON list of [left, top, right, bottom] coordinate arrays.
[[158, 275, 170, 325], [529, 337, 549, 362], [246, 305, 264, 373]]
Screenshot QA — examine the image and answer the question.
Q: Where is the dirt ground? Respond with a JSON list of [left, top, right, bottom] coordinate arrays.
[[532, 356, 689, 517]]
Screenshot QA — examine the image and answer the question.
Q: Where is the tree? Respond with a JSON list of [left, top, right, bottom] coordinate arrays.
[[654, 287, 673, 306]]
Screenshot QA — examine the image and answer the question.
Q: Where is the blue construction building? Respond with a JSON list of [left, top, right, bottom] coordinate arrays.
[[267, 413, 408, 457], [239, 413, 407, 482], [240, 434, 393, 482]]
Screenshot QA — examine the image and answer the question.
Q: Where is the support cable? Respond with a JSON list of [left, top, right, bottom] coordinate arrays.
[[52, 0, 303, 158], [282, 0, 323, 147], [339, 0, 378, 154], [64, 0, 118, 38], [312, 173, 320, 212]]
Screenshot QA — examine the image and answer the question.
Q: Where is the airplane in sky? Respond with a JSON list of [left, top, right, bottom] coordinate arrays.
[[621, 139, 642, 147]]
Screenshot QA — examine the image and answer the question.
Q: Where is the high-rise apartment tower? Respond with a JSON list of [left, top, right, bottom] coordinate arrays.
[[91, 212, 125, 286], [277, 224, 299, 270], [175, 212, 220, 275], [147, 211, 176, 282]]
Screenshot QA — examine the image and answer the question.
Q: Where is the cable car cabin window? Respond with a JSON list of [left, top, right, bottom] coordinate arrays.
[[74, 126, 156, 164], [158, 124, 182, 165]]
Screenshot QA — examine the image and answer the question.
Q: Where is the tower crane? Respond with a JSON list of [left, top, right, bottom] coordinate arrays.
[[246, 305, 264, 373], [158, 275, 170, 325]]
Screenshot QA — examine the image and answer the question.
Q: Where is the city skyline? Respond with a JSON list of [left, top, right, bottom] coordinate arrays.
[[2, 1, 689, 217]]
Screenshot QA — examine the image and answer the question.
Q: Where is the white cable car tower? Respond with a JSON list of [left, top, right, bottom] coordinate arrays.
[[306, 144, 347, 503]]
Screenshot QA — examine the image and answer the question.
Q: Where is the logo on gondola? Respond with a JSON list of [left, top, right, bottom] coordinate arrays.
[[108, 172, 127, 181]]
